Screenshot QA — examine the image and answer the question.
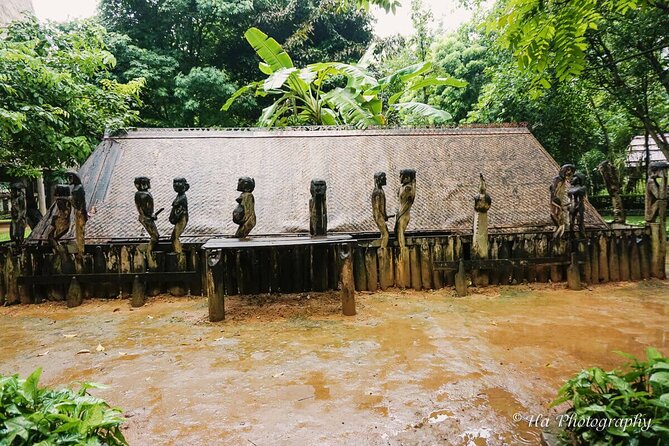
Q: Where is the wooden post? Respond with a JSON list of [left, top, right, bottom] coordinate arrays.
[[270, 248, 281, 293], [536, 235, 549, 283], [639, 232, 651, 279], [365, 248, 378, 292], [378, 247, 393, 290], [649, 223, 666, 278], [489, 237, 500, 285], [131, 248, 146, 307], [608, 234, 620, 282], [18, 252, 32, 305], [444, 238, 455, 286], [499, 236, 512, 285], [339, 245, 356, 316], [567, 252, 582, 290], [120, 246, 131, 297], [66, 277, 83, 308], [598, 235, 609, 283], [619, 233, 631, 281], [420, 241, 432, 290], [395, 247, 411, 289], [512, 235, 524, 284], [550, 237, 562, 283], [5, 254, 18, 305], [526, 235, 538, 283], [454, 259, 468, 297], [581, 240, 591, 285], [590, 235, 599, 284], [431, 242, 444, 289], [189, 246, 202, 296], [208, 253, 225, 322], [168, 253, 187, 296], [409, 245, 421, 290], [630, 232, 641, 281], [353, 247, 368, 292], [0, 253, 5, 305]]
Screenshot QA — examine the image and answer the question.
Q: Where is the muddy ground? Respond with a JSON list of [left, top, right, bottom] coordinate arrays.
[[1, 282, 668, 445]]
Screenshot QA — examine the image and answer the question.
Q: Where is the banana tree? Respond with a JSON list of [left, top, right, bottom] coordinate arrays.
[[222, 28, 466, 128]]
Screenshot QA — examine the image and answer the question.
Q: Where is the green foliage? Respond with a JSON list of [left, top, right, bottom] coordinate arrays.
[[0, 19, 143, 177], [552, 348, 669, 445], [224, 28, 464, 128], [0, 368, 127, 446], [100, 0, 374, 127]]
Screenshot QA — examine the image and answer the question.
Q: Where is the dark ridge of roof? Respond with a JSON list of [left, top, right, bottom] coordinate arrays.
[[29, 126, 607, 244]]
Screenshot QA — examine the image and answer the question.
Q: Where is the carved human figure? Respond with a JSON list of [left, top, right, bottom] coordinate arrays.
[[9, 182, 27, 246], [645, 161, 669, 223], [395, 169, 416, 249], [473, 173, 492, 214], [372, 172, 394, 249], [169, 177, 189, 254], [549, 164, 575, 237], [48, 185, 72, 253], [233, 176, 256, 238], [568, 171, 587, 237], [134, 177, 162, 253], [309, 179, 328, 236], [68, 172, 88, 254]]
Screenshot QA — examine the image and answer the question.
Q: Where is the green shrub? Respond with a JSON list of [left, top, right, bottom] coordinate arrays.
[[0, 368, 127, 446], [552, 348, 669, 445]]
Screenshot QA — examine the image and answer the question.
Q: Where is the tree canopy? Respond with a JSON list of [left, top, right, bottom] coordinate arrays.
[[0, 19, 143, 177]]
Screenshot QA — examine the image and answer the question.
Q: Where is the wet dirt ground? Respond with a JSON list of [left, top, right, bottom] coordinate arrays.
[[1, 281, 668, 445]]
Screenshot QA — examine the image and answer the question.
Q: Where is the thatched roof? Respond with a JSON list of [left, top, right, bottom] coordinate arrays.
[[29, 126, 607, 244], [0, 0, 33, 26]]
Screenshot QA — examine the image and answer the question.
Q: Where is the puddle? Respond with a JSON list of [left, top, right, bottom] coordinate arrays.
[[0, 282, 667, 445]]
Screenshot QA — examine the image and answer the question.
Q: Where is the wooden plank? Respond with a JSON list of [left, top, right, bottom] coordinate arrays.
[[353, 247, 368, 292], [432, 242, 444, 289], [590, 235, 599, 284], [203, 235, 353, 249], [598, 234, 609, 283], [420, 241, 432, 290], [608, 235, 620, 282], [619, 233, 631, 281], [410, 245, 422, 290], [630, 232, 641, 281]]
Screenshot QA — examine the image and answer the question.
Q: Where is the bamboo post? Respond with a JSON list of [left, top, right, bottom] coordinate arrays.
[[339, 245, 356, 316], [365, 248, 378, 292]]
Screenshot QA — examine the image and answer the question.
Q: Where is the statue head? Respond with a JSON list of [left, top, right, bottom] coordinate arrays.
[[10, 181, 25, 197], [559, 164, 576, 180], [479, 173, 487, 194], [134, 176, 151, 192], [571, 171, 586, 187], [173, 177, 190, 193], [54, 184, 70, 210], [374, 172, 387, 188], [67, 171, 82, 186], [400, 169, 416, 185], [237, 176, 255, 193], [649, 161, 669, 177], [310, 179, 327, 197]]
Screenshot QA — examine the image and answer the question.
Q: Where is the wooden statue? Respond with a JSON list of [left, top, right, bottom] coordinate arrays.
[[598, 160, 625, 224], [169, 177, 189, 254], [568, 171, 587, 238], [472, 173, 491, 286], [134, 177, 162, 254], [233, 176, 256, 238], [48, 185, 72, 253], [68, 172, 88, 254], [550, 164, 575, 238], [9, 181, 26, 246], [372, 172, 394, 249], [309, 179, 327, 236], [394, 169, 416, 249], [645, 161, 669, 223], [645, 161, 669, 278]]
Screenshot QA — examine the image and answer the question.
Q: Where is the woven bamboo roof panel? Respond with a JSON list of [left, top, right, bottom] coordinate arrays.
[[29, 127, 607, 243]]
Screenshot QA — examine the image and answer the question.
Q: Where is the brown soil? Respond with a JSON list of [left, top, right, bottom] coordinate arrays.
[[1, 281, 668, 445]]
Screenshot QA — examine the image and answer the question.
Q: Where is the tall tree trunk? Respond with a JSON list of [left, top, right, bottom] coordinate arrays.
[[598, 160, 626, 224]]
